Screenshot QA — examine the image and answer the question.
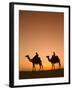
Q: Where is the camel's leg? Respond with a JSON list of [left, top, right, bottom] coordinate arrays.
[[59, 62, 61, 69], [34, 66, 36, 71], [52, 64, 55, 70], [32, 64, 34, 71], [41, 64, 43, 70], [32, 64, 36, 71], [54, 65, 55, 70], [39, 63, 43, 71], [39, 64, 41, 71], [52, 64, 53, 70], [34, 64, 36, 71]]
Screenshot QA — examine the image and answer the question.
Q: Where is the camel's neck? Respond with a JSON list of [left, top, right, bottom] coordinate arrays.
[[27, 56, 32, 62], [48, 57, 51, 62]]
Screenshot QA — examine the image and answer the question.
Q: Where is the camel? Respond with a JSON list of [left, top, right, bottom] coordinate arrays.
[[25, 55, 43, 71], [46, 56, 61, 70]]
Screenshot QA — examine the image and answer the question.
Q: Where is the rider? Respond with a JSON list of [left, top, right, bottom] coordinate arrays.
[[35, 52, 39, 58], [33, 52, 39, 62], [52, 52, 56, 60]]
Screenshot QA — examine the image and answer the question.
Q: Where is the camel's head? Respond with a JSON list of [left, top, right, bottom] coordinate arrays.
[[46, 56, 51, 61], [46, 56, 49, 58], [25, 55, 31, 62], [25, 55, 29, 58]]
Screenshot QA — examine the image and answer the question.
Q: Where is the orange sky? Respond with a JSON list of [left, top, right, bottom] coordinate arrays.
[[19, 10, 64, 71]]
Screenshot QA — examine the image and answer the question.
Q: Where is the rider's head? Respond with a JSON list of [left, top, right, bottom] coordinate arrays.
[[53, 52, 55, 56], [36, 52, 38, 56]]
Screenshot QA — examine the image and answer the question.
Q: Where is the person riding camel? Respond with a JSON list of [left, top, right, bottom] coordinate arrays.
[[34, 52, 39, 58], [52, 52, 56, 60], [33, 52, 39, 62]]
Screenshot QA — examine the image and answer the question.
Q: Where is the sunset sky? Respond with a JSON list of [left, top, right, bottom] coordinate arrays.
[[19, 10, 64, 71]]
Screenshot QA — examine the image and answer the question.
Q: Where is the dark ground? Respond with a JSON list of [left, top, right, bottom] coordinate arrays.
[[19, 69, 64, 79]]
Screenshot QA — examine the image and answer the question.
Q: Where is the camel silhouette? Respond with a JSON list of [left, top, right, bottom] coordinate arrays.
[[46, 56, 61, 70], [25, 55, 43, 71]]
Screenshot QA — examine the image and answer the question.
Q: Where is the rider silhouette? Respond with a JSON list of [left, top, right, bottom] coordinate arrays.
[[52, 52, 55, 60], [33, 52, 39, 62], [35, 52, 39, 58]]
